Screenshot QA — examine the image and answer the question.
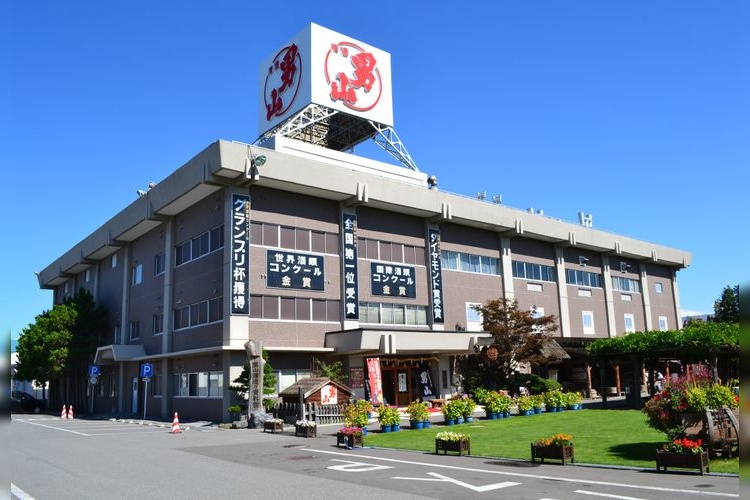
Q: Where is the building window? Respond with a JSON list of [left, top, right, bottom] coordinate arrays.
[[359, 302, 428, 326], [111, 254, 118, 268], [566, 269, 602, 288], [624, 314, 635, 333], [172, 371, 223, 398], [441, 250, 499, 275], [654, 282, 664, 294], [276, 368, 312, 394], [175, 224, 225, 267], [129, 320, 140, 340], [174, 297, 223, 330], [612, 276, 640, 293], [84, 269, 91, 282], [658, 316, 668, 331], [154, 253, 165, 276], [512, 260, 556, 282], [153, 313, 163, 335], [151, 375, 162, 397], [63, 282, 70, 295], [114, 325, 121, 344], [466, 303, 483, 331], [131, 263, 143, 285], [582, 311, 595, 335]]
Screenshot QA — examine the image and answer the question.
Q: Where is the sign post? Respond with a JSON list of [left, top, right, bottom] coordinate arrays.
[[88, 365, 100, 414], [140, 363, 153, 421]]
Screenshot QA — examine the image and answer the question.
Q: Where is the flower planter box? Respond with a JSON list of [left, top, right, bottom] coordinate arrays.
[[435, 438, 471, 456], [655, 450, 709, 475], [263, 420, 284, 433], [337, 432, 363, 449], [295, 425, 317, 438], [530, 443, 575, 465]]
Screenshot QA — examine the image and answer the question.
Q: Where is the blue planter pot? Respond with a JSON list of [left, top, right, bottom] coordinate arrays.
[[381, 424, 393, 432], [556, 406, 564, 412], [548, 406, 558, 413], [422, 420, 431, 428], [446, 418, 456, 426], [503, 411, 510, 418], [362, 427, 367, 435], [410, 420, 424, 429], [392, 424, 400, 432], [521, 409, 533, 416], [534, 408, 542, 414], [456, 416, 465, 424], [464, 416, 474, 423]]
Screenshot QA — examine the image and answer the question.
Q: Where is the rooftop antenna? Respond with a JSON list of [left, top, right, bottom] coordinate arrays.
[[492, 195, 502, 204], [476, 191, 486, 200]]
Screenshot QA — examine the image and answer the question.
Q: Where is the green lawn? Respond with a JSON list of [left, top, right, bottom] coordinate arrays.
[[361, 409, 739, 474]]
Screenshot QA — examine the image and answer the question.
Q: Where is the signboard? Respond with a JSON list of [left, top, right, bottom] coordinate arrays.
[[370, 262, 416, 298], [349, 367, 364, 389], [427, 229, 445, 323], [342, 214, 359, 319], [259, 23, 394, 135], [321, 384, 338, 405], [365, 357, 384, 405], [140, 363, 153, 378], [88, 364, 101, 377], [231, 193, 251, 314], [266, 249, 324, 290], [417, 363, 436, 399]]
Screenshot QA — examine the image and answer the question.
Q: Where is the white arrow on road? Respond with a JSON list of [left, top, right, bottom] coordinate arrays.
[[393, 471, 521, 492]]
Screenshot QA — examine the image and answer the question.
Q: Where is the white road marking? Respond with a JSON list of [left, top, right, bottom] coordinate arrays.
[[327, 459, 393, 472], [393, 471, 520, 492], [574, 491, 647, 500], [303, 448, 738, 498], [15, 419, 91, 436], [11, 482, 36, 500]]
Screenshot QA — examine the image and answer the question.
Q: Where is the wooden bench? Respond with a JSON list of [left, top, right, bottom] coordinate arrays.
[[429, 398, 448, 408]]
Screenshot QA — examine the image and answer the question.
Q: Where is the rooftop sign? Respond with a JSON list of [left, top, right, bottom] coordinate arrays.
[[259, 23, 393, 135]]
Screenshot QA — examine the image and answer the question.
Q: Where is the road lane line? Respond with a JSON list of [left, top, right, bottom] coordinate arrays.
[[574, 491, 647, 500], [15, 419, 91, 436], [302, 448, 738, 498], [11, 482, 36, 500]]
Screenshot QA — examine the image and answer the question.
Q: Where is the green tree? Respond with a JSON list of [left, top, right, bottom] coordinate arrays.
[[713, 285, 739, 323], [314, 358, 347, 384], [15, 288, 106, 411], [229, 350, 277, 410], [466, 298, 558, 389]]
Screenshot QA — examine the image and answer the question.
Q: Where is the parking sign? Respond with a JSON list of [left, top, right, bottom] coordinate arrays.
[[88, 365, 100, 377], [140, 363, 153, 378]]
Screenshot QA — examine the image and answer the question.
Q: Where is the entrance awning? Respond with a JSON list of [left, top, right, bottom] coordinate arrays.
[[325, 328, 492, 355], [94, 344, 147, 365]]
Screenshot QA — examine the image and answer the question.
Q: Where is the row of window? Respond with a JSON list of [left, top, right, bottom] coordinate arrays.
[[359, 302, 429, 326], [176, 225, 224, 266], [441, 250, 499, 275], [250, 221, 340, 254], [174, 297, 223, 330], [512, 261, 556, 282], [359, 238, 426, 266], [172, 372, 223, 397], [249, 295, 340, 321]]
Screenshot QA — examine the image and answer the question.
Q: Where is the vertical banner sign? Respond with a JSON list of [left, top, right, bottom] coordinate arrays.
[[418, 363, 436, 399], [428, 229, 444, 323], [366, 357, 384, 405], [342, 214, 359, 319], [231, 194, 251, 314]]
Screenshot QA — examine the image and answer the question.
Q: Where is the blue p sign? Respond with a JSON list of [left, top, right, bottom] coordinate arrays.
[[140, 363, 153, 378], [88, 365, 100, 377]]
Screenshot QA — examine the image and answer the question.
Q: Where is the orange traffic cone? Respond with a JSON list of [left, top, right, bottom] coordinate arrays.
[[67, 405, 74, 419], [61, 405, 67, 419], [171, 412, 181, 434]]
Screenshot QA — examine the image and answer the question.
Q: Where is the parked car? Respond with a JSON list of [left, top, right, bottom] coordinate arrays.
[[11, 391, 46, 414]]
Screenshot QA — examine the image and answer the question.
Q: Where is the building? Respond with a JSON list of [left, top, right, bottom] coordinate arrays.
[[36, 24, 691, 421]]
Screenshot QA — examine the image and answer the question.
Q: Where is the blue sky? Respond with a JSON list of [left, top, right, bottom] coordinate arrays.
[[4, 1, 747, 343]]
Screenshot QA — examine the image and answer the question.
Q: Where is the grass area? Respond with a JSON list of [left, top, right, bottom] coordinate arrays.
[[362, 409, 739, 474]]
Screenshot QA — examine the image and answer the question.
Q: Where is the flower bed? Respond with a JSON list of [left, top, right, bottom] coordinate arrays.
[[435, 431, 471, 456], [655, 449, 709, 475], [531, 433, 575, 465], [263, 418, 284, 434], [294, 420, 317, 438]]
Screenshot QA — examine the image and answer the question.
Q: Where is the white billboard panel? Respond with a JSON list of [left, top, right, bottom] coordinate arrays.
[[259, 23, 393, 136]]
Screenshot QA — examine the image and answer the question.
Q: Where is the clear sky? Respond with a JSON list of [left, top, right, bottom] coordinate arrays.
[[4, 1, 747, 343]]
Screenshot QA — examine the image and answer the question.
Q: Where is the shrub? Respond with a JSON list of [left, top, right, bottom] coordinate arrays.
[[516, 395, 534, 412], [442, 400, 463, 420], [406, 400, 429, 422], [543, 389, 565, 408], [484, 391, 512, 413], [563, 391, 582, 407], [344, 400, 372, 427], [507, 373, 562, 395], [377, 405, 401, 426]]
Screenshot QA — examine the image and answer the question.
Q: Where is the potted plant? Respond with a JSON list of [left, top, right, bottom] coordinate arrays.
[[336, 426, 364, 448], [543, 389, 565, 412], [531, 394, 544, 414], [263, 417, 285, 433], [228, 404, 242, 421], [656, 437, 709, 475], [442, 400, 462, 425], [406, 400, 429, 429], [564, 391, 582, 410], [377, 405, 401, 432], [461, 396, 477, 422], [294, 419, 317, 437], [516, 395, 534, 416], [435, 430, 471, 455], [531, 433, 575, 465], [344, 400, 372, 433]]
